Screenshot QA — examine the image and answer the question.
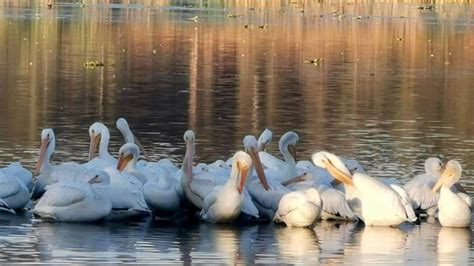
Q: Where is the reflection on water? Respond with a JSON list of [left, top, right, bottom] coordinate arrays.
[[437, 227, 472, 265], [0, 0, 474, 263]]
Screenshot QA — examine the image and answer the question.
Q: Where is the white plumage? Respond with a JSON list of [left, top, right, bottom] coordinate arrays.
[[274, 188, 322, 227]]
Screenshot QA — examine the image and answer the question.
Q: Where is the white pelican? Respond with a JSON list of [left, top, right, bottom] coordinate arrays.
[[86, 122, 117, 170], [260, 131, 299, 183], [257, 128, 273, 152], [404, 157, 443, 215], [33, 128, 92, 199], [33, 171, 112, 222], [179, 130, 206, 209], [313, 151, 417, 226], [274, 188, 322, 227], [101, 143, 150, 218], [179, 131, 259, 219], [432, 160, 471, 227], [244, 135, 290, 219], [200, 151, 251, 223], [0, 165, 32, 213]]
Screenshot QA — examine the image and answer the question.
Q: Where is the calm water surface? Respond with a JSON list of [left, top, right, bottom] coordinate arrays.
[[0, 0, 474, 263]]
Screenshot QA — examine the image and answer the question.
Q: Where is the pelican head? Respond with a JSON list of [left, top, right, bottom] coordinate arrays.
[[425, 157, 443, 177], [35, 128, 56, 175], [117, 143, 140, 171], [88, 122, 109, 160], [243, 135, 270, 190], [279, 131, 299, 161], [88, 170, 111, 186], [231, 151, 252, 193], [195, 163, 209, 174], [432, 160, 462, 192], [344, 159, 365, 175], [312, 151, 353, 185], [183, 130, 195, 182], [210, 160, 228, 169], [257, 128, 273, 151]]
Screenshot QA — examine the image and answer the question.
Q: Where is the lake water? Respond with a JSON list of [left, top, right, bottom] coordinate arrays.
[[0, 0, 474, 263]]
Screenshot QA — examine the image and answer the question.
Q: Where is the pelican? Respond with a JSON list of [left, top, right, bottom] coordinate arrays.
[[313, 151, 417, 226], [244, 135, 290, 219], [432, 160, 471, 227], [0, 164, 32, 213], [200, 151, 251, 223], [404, 158, 443, 215], [179, 130, 206, 209], [257, 128, 273, 152], [101, 143, 150, 218], [274, 188, 322, 227], [179, 131, 259, 219], [33, 128, 92, 199], [86, 122, 117, 170], [260, 131, 299, 183], [33, 171, 112, 222]]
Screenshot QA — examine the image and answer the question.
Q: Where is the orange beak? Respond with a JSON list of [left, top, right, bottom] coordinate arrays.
[[88, 134, 101, 161], [35, 138, 49, 175], [324, 158, 354, 186], [249, 149, 270, 190], [238, 162, 248, 194], [117, 154, 133, 171]]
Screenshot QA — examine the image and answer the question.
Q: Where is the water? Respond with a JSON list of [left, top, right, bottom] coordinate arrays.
[[0, 0, 474, 263]]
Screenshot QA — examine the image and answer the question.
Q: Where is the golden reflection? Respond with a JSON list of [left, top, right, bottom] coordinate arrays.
[[359, 226, 408, 255], [0, 1, 473, 175], [437, 227, 472, 265], [275, 227, 320, 262]]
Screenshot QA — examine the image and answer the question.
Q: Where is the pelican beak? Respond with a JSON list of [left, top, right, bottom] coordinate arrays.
[[249, 148, 270, 191], [88, 134, 101, 161], [185, 139, 194, 183], [35, 137, 49, 175], [88, 175, 100, 184], [117, 154, 133, 171], [432, 168, 451, 192], [281, 172, 307, 186], [288, 145, 297, 161], [324, 158, 354, 185], [237, 162, 248, 194]]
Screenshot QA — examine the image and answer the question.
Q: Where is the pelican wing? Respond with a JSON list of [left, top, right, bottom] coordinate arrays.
[[2, 163, 33, 191], [319, 186, 356, 219], [240, 188, 259, 218], [39, 183, 87, 207], [458, 193, 472, 208], [390, 184, 417, 222], [0, 174, 21, 199], [189, 177, 216, 202], [202, 187, 220, 213]]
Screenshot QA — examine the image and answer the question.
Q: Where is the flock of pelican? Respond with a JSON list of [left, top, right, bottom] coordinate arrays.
[[0, 118, 471, 228]]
